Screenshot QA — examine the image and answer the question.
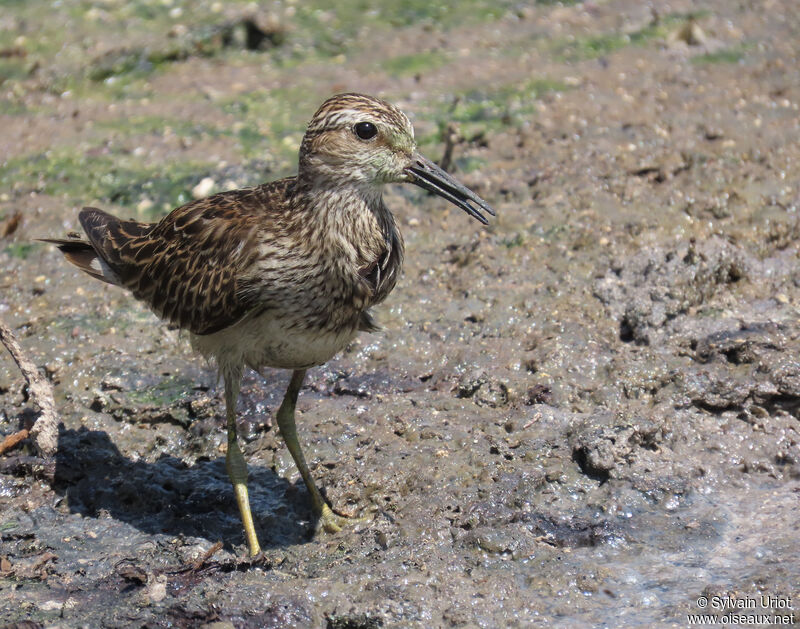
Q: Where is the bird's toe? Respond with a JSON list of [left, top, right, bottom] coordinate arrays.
[[315, 502, 369, 535]]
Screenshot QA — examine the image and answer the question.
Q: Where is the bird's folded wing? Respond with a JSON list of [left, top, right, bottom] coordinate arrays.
[[82, 189, 270, 336]]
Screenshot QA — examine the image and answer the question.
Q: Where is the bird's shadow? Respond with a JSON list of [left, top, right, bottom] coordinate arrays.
[[52, 424, 316, 552]]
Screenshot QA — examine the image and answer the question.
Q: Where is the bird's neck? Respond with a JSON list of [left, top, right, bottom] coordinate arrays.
[[292, 177, 399, 276], [296, 176, 391, 235]]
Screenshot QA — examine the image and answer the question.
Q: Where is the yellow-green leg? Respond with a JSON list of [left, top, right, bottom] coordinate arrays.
[[223, 365, 261, 556], [277, 369, 360, 533]]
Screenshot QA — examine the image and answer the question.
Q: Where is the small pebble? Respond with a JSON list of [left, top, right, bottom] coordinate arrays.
[[192, 177, 216, 199]]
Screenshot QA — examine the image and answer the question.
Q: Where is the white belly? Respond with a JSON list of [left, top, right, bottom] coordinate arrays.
[[190, 313, 357, 370]]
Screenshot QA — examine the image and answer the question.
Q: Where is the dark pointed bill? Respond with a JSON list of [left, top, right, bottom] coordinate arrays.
[[405, 154, 496, 225]]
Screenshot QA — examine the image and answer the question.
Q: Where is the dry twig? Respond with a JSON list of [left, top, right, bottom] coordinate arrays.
[[438, 122, 459, 173], [0, 427, 30, 456], [0, 320, 58, 456], [190, 541, 223, 572]]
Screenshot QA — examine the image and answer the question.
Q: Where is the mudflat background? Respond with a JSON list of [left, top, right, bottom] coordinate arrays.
[[1, 0, 799, 627]]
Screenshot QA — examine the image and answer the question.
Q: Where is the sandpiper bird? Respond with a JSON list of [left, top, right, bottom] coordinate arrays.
[[44, 93, 495, 556]]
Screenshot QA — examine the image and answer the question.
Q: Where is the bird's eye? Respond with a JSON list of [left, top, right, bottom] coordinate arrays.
[[354, 121, 378, 140]]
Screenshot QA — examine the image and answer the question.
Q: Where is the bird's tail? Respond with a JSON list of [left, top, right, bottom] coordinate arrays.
[[38, 206, 145, 285], [38, 237, 119, 285]]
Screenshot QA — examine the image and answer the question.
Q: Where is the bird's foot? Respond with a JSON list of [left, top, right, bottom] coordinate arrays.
[[315, 502, 369, 534]]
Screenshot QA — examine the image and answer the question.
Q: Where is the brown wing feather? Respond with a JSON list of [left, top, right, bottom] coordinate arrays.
[[80, 180, 294, 335]]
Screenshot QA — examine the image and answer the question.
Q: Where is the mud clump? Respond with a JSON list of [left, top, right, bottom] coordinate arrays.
[[454, 370, 510, 407], [594, 236, 752, 345]]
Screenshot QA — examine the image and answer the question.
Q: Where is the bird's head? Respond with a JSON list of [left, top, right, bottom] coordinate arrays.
[[298, 93, 495, 224]]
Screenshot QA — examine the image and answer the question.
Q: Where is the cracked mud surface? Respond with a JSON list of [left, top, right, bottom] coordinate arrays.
[[2, 0, 799, 627]]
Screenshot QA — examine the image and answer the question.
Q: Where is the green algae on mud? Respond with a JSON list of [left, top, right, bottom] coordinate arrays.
[[1, 0, 526, 93], [382, 51, 450, 77], [0, 149, 226, 217], [217, 86, 313, 167], [3, 242, 35, 260], [0, 0, 552, 204], [691, 45, 748, 65], [554, 12, 707, 61], [414, 78, 569, 155]]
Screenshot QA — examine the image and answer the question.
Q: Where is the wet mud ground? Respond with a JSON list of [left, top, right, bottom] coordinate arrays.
[[1, 0, 800, 626]]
